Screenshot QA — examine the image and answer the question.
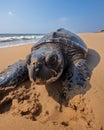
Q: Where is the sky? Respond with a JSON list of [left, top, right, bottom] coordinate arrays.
[[0, 0, 104, 34]]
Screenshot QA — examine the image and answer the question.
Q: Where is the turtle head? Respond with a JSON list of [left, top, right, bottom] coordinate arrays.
[[27, 45, 64, 84]]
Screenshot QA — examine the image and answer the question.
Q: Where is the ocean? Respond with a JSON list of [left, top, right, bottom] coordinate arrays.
[[0, 34, 44, 48]]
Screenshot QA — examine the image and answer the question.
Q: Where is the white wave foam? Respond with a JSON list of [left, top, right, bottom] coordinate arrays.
[[0, 35, 43, 43], [0, 42, 34, 48], [0, 34, 44, 48]]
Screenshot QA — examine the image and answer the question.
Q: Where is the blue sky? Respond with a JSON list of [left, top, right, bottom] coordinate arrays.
[[0, 0, 104, 33]]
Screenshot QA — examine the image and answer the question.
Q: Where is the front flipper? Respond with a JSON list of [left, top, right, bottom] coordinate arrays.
[[0, 60, 28, 88], [62, 59, 91, 99]]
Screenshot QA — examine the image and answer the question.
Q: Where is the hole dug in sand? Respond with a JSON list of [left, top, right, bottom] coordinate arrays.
[[0, 97, 12, 113], [61, 121, 69, 127]]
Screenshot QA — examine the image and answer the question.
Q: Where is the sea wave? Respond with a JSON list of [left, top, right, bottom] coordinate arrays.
[[0, 35, 43, 43], [0, 34, 44, 48]]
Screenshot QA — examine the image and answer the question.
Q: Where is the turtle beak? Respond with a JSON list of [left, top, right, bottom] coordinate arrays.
[[28, 61, 42, 83]]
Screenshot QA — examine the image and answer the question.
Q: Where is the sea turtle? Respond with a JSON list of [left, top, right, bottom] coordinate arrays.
[[0, 28, 91, 98]]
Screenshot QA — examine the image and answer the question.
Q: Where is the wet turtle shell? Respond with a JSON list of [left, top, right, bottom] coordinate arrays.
[[32, 28, 88, 58]]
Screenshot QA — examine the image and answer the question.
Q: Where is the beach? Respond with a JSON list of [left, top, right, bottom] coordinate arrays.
[[0, 32, 104, 130]]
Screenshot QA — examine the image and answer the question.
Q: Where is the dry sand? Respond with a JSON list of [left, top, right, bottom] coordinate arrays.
[[0, 33, 104, 130]]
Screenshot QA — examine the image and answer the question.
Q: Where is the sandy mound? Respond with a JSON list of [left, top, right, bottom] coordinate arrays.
[[0, 82, 95, 129]]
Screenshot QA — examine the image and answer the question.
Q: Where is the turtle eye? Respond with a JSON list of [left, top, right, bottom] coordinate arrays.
[[46, 54, 58, 67]]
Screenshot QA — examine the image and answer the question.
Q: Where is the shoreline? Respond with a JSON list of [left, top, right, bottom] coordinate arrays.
[[0, 42, 34, 49]]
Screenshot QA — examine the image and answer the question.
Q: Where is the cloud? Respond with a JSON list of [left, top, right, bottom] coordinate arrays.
[[59, 17, 69, 22], [54, 17, 71, 30], [57, 17, 70, 27], [8, 11, 14, 16]]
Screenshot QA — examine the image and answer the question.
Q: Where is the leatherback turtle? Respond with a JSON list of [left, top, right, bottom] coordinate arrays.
[[0, 29, 91, 98]]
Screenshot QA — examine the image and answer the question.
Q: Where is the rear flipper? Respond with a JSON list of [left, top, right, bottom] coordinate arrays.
[[62, 59, 91, 99], [0, 60, 29, 88]]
